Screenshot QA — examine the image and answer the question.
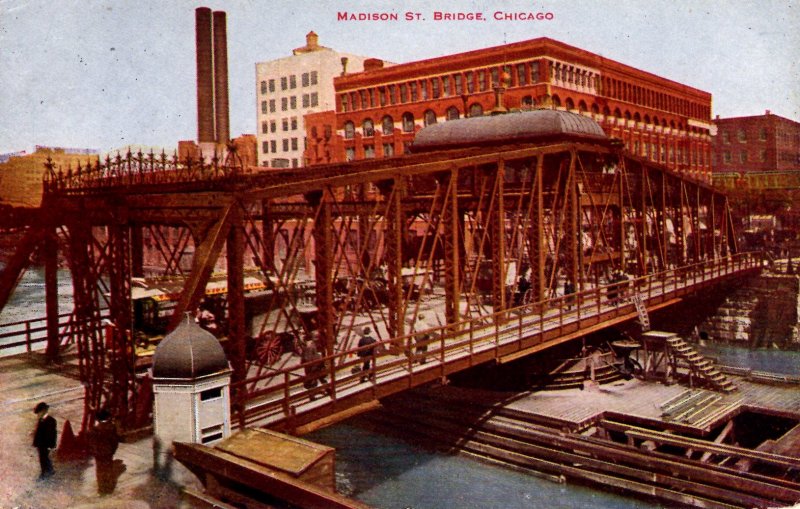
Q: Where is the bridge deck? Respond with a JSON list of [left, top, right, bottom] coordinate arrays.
[[238, 257, 759, 431]]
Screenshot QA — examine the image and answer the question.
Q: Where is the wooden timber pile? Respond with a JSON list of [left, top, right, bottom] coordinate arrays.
[[368, 391, 800, 509]]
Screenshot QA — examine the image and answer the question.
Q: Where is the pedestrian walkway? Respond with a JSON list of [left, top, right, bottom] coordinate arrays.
[[0, 353, 201, 509]]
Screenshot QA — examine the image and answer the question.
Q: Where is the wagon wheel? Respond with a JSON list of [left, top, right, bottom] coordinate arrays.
[[255, 333, 284, 366]]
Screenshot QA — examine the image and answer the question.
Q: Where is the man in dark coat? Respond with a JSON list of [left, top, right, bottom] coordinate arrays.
[[32, 401, 57, 479], [357, 327, 377, 382], [88, 409, 121, 494]]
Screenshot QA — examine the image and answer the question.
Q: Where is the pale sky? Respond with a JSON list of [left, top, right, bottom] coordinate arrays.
[[1, 0, 798, 154]]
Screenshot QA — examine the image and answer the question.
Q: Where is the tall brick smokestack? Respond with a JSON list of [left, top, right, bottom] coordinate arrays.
[[212, 11, 230, 144], [195, 7, 215, 144]]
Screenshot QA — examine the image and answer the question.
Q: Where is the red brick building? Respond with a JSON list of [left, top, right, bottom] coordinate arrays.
[[304, 37, 714, 182], [713, 111, 800, 174]]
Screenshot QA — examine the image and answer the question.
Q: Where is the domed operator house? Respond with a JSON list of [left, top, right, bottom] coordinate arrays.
[[152, 316, 232, 468]]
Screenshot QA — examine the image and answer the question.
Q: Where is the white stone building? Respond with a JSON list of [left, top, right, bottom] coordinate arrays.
[[254, 32, 373, 168]]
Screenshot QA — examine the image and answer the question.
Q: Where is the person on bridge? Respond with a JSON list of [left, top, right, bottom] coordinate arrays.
[[301, 339, 328, 400], [32, 401, 57, 479], [357, 327, 378, 383]]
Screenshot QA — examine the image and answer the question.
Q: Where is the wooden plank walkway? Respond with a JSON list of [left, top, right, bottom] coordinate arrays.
[[505, 375, 800, 436]]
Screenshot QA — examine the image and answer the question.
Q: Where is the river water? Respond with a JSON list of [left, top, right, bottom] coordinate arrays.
[[2, 272, 797, 508]]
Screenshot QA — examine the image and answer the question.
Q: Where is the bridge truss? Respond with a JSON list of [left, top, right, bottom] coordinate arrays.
[[0, 137, 747, 432]]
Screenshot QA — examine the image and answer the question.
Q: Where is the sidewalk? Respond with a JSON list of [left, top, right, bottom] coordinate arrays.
[[0, 354, 202, 509]]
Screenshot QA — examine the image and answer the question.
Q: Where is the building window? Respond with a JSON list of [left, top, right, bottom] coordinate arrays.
[[379, 87, 387, 106], [478, 70, 487, 91], [521, 96, 534, 110], [383, 143, 394, 157], [282, 118, 289, 131], [364, 145, 375, 159], [363, 119, 374, 137], [442, 76, 450, 97], [660, 145, 666, 162], [270, 120, 276, 133], [431, 78, 440, 99], [399, 84, 408, 103], [402, 112, 415, 132], [303, 94, 310, 108], [382, 115, 394, 135], [341, 94, 349, 112], [369, 89, 376, 107], [446, 106, 459, 121], [272, 158, 290, 168], [517, 64, 527, 86], [454, 74, 463, 95], [310, 71, 318, 85], [281, 77, 287, 90], [310, 93, 318, 107], [261, 121, 268, 134], [388, 85, 396, 104], [260, 81, 267, 94], [760, 149, 767, 162], [289, 75, 296, 89], [268, 79, 275, 92], [737, 129, 746, 142], [420, 80, 429, 100], [291, 138, 298, 150], [201, 387, 223, 401], [261, 101, 267, 114], [360, 90, 368, 109], [291, 117, 298, 130], [344, 121, 355, 139], [292, 158, 298, 168], [269, 99, 276, 113], [281, 98, 287, 111], [740, 150, 747, 163], [282, 139, 289, 151], [469, 103, 483, 117], [424, 109, 437, 126], [721, 131, 730, 144], [345, 147, 355, 161], [466, 71, 474, 93], [270, 140, 277, 153], [490, 68, 499, 87], [262, 141, 268, 154], [302, 72, 309, 87], [409, 82, 418, 101], [759, 127, 767, 141], [290, 96, 297, 109]]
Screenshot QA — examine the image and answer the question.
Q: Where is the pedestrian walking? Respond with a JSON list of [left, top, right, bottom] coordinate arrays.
[[88, 409, 121, 494], [301, 338, 328, 400], [32, 401, 57, 479], [357, 327, 377, 382]]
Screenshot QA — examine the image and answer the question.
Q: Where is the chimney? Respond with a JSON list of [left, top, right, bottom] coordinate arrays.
[[306, 31, 319, 49], [363, 58, 384, 72], [195, 7, 215, 144], [213, 11, 230, 144], [340, 57, 348, 76]]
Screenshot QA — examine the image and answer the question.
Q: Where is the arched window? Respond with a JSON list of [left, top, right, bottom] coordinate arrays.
[[446, 106, 460, 121], [565, 98, 575, 110], [614, 108, 622, 118], [670, 120, 676, 129], [653, 116, 659, 126], [633, 112, 641, 122], [578, 100, 588, 112], [624, 110, 631, 120], [591, 103, 599, 114], [402, 112, 415, 132], [381, 115, 394, 135], [469, 103, 484, 117], [552, 95, 562, 108], [344, 121, 355, 139], [644, 114, 651, 124], [602, 106, 611, 116], [363, 118, 374, 137], [521, 96, 534, 110], [423, 109, 437, 126]]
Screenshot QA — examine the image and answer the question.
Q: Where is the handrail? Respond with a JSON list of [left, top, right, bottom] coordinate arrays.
[[232, 252, 761, 426]]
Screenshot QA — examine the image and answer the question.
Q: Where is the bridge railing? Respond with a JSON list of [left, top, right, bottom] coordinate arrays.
[[233, 252, 762, 427], [0, 311, 110, 357]]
